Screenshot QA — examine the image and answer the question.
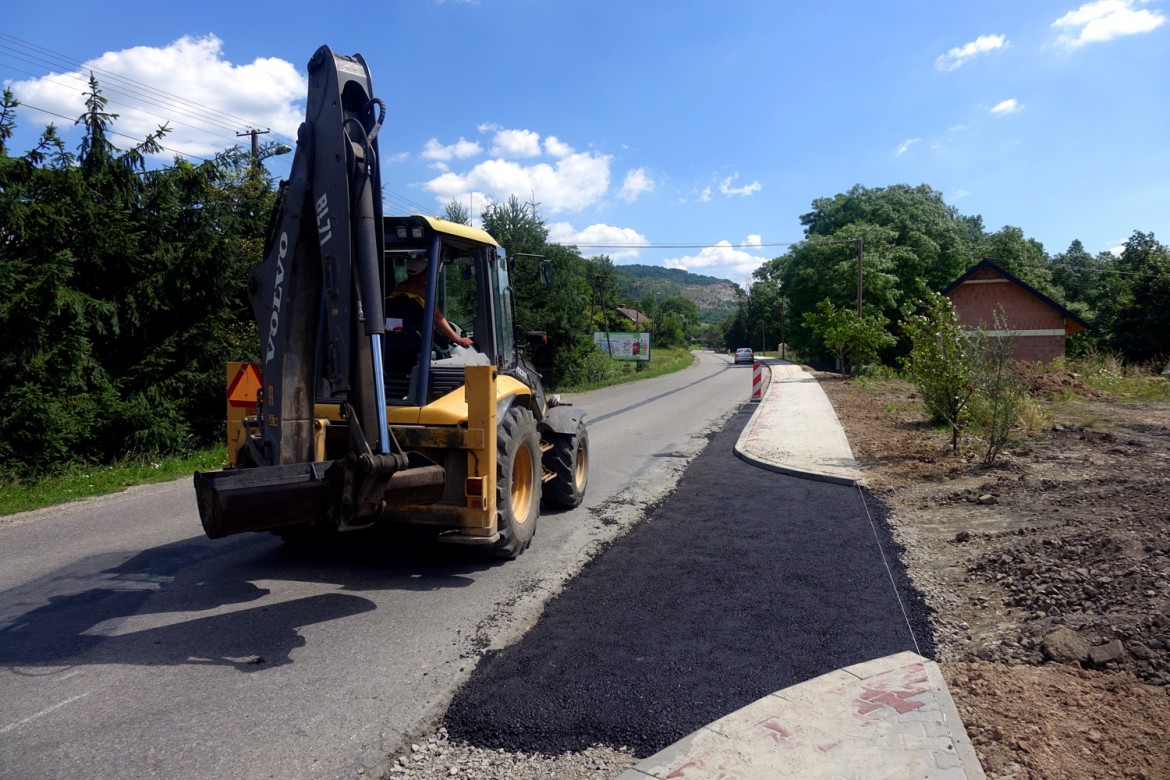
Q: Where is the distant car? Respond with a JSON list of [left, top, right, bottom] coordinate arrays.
[[734, 347, 754, 364]]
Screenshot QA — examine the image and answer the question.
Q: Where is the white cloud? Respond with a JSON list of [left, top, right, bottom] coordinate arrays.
[[489, 128, 542, 158], [935, 34, 1009, 71], [422, 136, 483, 162], [424, 148, 612, 214], [1053, 0, 1166, 48], [697, 186, 713, 203], [548, 221, 648, 261], [663, 240, 767, 280], [896, 138, 922, 156], [718, 174, 762, 197], [619, 168, 655, 203], [6, 35, 305, 159], [543, 135, 574, 158], [744, 234, 763, 247], [952, 188, 970, 201], [990, 98, 1024, 115]]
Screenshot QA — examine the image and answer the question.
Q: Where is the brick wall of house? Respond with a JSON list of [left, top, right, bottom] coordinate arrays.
[[946, 269, 1067, 362]]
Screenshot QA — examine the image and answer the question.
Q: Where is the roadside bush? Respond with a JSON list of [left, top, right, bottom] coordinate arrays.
[[965, 314, 1027, 465], [555, 343, 628, 389], [901, 292, 974, 450], [802, 299, 895, 375], [1064, 351, 1170, 401]]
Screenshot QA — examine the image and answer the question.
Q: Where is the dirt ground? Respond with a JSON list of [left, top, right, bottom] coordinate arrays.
[[816, 368, 1170, 780]]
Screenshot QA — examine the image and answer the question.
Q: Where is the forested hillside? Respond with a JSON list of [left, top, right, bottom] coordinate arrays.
[[612, 264, 740, 323]]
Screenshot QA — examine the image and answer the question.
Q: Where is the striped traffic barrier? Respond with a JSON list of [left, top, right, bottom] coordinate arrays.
[[751, 362, 763, 402]]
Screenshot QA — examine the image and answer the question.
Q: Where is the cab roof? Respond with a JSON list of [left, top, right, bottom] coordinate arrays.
[[385, 214, 500, 249]]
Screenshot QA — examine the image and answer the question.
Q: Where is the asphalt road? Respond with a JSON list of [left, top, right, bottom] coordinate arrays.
[[444, 403, 935, 758], [0, 351, 750, 780]]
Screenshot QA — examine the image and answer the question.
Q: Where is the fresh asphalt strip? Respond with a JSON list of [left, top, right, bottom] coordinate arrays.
[[443, 403, 935, 758]]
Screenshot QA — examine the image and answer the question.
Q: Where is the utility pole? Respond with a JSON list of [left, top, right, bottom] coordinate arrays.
[[237, 127, 271, 165], [780, 294, 786, 359], [856, 237, 864, 317]]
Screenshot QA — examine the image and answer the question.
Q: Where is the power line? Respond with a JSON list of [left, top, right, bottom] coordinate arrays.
[[3, 63, 245, 146], [14, 101, 211, 163], [558, 237, 861, 251], [563, 241, 788, 250], [0, 34, 286, 141], [382, 189, 436, 216], [0, 33, 299, 158]]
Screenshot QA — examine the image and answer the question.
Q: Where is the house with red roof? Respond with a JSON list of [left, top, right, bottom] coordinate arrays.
[[943, 259, 1087, 363]]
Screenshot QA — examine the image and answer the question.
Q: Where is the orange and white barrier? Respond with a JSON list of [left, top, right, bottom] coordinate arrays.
[[751, 362, 763, 402]]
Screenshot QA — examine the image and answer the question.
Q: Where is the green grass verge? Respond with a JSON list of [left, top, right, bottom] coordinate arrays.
[[1064, 355, 1170, 402], [0, 348, 699, 517], [554, 346, 696, 393], [0, 446, 227, 518]]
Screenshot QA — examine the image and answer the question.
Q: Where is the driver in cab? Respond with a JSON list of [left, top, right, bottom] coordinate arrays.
[[385, 258, 472, 349]]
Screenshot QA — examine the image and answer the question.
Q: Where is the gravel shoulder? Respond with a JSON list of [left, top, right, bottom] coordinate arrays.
[[816, 369, 1170, 780]]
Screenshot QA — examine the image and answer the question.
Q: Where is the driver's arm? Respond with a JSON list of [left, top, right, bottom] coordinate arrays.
[[434, 309, 472, 348]]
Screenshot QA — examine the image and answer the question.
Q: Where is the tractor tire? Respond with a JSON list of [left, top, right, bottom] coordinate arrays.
[[542, 421, 589, 509], [491, 405, 542, 559]]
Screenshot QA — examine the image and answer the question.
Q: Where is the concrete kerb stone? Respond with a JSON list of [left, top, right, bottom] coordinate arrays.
[[733, 360, 864, 487], [617, 651, 986, 780]]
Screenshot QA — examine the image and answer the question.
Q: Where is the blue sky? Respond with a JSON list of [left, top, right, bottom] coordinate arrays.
[[3, 1, 1167, 285]]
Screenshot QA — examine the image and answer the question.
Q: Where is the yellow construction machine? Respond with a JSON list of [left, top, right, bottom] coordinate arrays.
[[193, 46, 588, 558]]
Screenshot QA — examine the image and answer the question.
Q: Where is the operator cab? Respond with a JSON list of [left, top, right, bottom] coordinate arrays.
[[380, 215, 516, 407]]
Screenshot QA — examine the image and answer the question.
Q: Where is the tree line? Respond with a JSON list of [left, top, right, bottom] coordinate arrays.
[[720, 183, 1170, 370], [0, 85, 688, 477], [3, 83, 1165, 479]]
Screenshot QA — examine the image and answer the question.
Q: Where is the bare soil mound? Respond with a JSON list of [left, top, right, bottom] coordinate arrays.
[[816, 371, 1170, 780]]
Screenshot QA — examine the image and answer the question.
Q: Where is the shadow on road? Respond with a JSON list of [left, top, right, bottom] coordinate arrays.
[[0, 525, 498, 672]]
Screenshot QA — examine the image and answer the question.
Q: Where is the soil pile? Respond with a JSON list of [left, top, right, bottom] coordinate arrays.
[[817, 371, 1170, 780]]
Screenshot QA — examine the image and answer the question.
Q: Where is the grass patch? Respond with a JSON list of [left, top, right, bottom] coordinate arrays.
[[0, 446, 227, 518], [1016, 398, 1053, 434], [1061, 353, 1170, 402], [555, 346, 696, 393]]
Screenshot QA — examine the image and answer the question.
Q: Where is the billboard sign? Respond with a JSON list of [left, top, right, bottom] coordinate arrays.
[[594, 332, 651, 362]]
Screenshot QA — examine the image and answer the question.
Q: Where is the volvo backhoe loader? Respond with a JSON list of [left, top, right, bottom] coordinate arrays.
[[193, 46, 588, 558]]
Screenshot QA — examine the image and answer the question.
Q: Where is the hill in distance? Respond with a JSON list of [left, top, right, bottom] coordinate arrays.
[[612, 264, 742, 323]]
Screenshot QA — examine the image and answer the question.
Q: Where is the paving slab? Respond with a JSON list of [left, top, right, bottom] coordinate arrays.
[[617, 651, 985, 780], [734, 361, 863, 486]]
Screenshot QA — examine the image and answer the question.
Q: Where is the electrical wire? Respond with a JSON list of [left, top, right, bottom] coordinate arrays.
[[2, 37, 1164, 273], [14, 101, 212, 163], [0, 33, 293, 143], [0, 33, 299, 164]]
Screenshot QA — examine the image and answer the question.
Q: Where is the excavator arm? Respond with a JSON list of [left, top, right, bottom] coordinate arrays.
[[194, 46, 445, 539], [249, 45, 388, 465]]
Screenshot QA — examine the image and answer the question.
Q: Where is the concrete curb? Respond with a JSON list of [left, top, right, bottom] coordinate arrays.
[[617, 651, 986, 780], [733, 360, 864, 487]]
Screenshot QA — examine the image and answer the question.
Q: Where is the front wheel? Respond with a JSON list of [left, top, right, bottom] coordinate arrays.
[[543, 422, 589, 509], [491, 406, 541, 559]]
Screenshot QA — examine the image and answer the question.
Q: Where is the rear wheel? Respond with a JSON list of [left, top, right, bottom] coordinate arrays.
[[491, 406, 541, 559], [543, 422, 589, 509]]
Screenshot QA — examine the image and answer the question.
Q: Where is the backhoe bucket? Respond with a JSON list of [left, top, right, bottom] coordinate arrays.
[[194, 462, 339, 539], [194, 452, 446, 539]]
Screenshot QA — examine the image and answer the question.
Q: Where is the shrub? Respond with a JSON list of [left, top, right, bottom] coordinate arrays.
[[901, 292, 974, 450], [965, 315, 1027, 465]]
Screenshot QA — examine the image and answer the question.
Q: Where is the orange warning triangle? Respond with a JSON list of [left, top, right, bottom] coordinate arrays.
[[227, 363, 262, 408]]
